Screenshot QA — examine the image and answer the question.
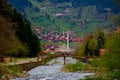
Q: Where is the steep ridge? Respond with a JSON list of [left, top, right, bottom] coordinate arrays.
[[0, 0, 40, 57]]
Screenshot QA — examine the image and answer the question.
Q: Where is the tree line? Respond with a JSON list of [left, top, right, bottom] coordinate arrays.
[[0, 0, 42, 58]]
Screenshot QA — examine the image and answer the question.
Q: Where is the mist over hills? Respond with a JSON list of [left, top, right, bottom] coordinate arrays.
[[8, 0, 119, 35]]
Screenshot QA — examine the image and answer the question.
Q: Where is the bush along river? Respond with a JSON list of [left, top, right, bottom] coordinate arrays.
[[12, 57, 94, 80]]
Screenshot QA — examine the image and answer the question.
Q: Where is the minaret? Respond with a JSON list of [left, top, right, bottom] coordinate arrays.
[[67, 31, 69, 52]]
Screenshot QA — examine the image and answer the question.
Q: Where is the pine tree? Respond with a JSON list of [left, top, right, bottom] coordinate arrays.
[[97, 31, 105, 55]]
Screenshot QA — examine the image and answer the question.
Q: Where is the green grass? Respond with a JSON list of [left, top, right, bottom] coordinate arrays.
[[62, 61, 96, 72], [0, 65, 23, 79]]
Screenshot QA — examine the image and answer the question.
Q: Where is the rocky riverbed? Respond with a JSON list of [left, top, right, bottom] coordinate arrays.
[[13, 57, 94, 80]]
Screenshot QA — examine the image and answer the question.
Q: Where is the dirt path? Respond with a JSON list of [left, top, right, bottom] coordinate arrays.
[[2, 57, 45, 66]]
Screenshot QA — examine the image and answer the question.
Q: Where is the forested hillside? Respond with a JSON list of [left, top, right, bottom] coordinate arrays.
[[8, 0, 119, 35], [0, 0, 41, 58]]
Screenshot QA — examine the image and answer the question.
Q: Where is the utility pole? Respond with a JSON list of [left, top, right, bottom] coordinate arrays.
[[67, 31, 69, 52]]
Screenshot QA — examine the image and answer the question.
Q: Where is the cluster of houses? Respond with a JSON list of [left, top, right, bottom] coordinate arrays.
[[36, 26, 84, 42], [36, 26, 83, 54]]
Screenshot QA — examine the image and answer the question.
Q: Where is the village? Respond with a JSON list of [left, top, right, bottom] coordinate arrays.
[[36, 26, 84, 42], [35, 26, 84, 53]]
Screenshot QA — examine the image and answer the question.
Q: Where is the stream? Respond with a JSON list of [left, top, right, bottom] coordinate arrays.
[[13, 57, 94, 80]]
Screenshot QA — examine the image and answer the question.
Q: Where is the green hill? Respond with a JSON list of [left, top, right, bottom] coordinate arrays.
[[8, 0, 118, 35]]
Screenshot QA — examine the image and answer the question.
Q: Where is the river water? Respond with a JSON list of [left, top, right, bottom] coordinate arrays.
[[13, 57, 94, 80]]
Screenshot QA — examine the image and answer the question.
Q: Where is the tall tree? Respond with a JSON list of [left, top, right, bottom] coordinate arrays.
[[88, 38, 97, 56], [0, 16, 23, 57], [103, 33, 120, 70], [0, 0, 41, 57], [84, 41, 89, 56], [14, 12, 41, 57], [97, 31, 105, 49]]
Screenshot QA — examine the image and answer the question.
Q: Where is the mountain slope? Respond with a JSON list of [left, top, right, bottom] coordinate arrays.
[[8, 0, 118, 35], [0, 0, 40, 57]]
